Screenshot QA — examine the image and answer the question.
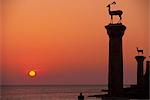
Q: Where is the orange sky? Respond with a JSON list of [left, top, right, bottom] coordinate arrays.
[[1, 0, 149, 85]]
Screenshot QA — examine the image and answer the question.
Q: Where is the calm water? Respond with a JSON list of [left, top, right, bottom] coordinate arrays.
[[0, 85, 107, 100]]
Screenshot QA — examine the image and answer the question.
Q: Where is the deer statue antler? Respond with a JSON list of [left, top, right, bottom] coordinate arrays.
[[111, 1, 116, 5]]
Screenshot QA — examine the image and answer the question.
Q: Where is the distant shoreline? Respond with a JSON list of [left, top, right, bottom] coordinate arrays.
[[0, 84, 106, 87], [0, 84, 132, 87]]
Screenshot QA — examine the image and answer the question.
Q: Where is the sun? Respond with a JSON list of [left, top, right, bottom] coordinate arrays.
[[28, 70, 37, 78]]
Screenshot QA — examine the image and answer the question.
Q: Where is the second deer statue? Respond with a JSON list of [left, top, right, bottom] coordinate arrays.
[[136, 47, 144, 55], [107, 1, 123, 23]]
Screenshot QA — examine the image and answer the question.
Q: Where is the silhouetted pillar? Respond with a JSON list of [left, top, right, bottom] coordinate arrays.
[[105, 23, 126, 96], [135, 56, 146, 86], [146, 61, 150, 75], [145, 61, 150, 95], [145, 60, 150, 83]]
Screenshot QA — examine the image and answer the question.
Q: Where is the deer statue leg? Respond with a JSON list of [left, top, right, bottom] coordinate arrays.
[[111, 15, 113, 23], [120, 15, 122, 23], [118, 15, 122, 23]]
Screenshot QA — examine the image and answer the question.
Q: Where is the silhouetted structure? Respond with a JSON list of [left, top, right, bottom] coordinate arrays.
[[143, 60, 149, 98], [78, 93, 84, 100], [88, 1, 149, 99], [105, 1, 126, 97], [135, 56, 146, 86], [105, 23, 126, 97], [123, 58, 149, 99]]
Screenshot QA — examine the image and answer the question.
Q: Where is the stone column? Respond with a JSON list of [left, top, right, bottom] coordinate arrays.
[[105, 23, 126, 96], [135, 56, 146, 86]]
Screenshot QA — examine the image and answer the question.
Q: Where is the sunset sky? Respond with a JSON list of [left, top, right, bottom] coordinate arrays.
[[1, 0, 149, 85]]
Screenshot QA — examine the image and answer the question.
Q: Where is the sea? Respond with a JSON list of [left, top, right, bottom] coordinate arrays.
[[0, 85, 107, 100]]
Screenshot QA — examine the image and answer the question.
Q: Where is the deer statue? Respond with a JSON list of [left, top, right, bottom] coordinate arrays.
[[106, 1, 123, 23], [136, 47, 144, 55]]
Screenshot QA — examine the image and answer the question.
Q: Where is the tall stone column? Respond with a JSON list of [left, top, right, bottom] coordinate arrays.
[[145, 61, 150, 75], [144, 60, 150, 95], [105, 23, 126, 96], [135, 56, 146, 86]]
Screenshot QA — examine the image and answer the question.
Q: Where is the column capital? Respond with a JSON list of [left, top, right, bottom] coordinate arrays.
[[105, 23, 126, 38], [135, 56, 146, 62]]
